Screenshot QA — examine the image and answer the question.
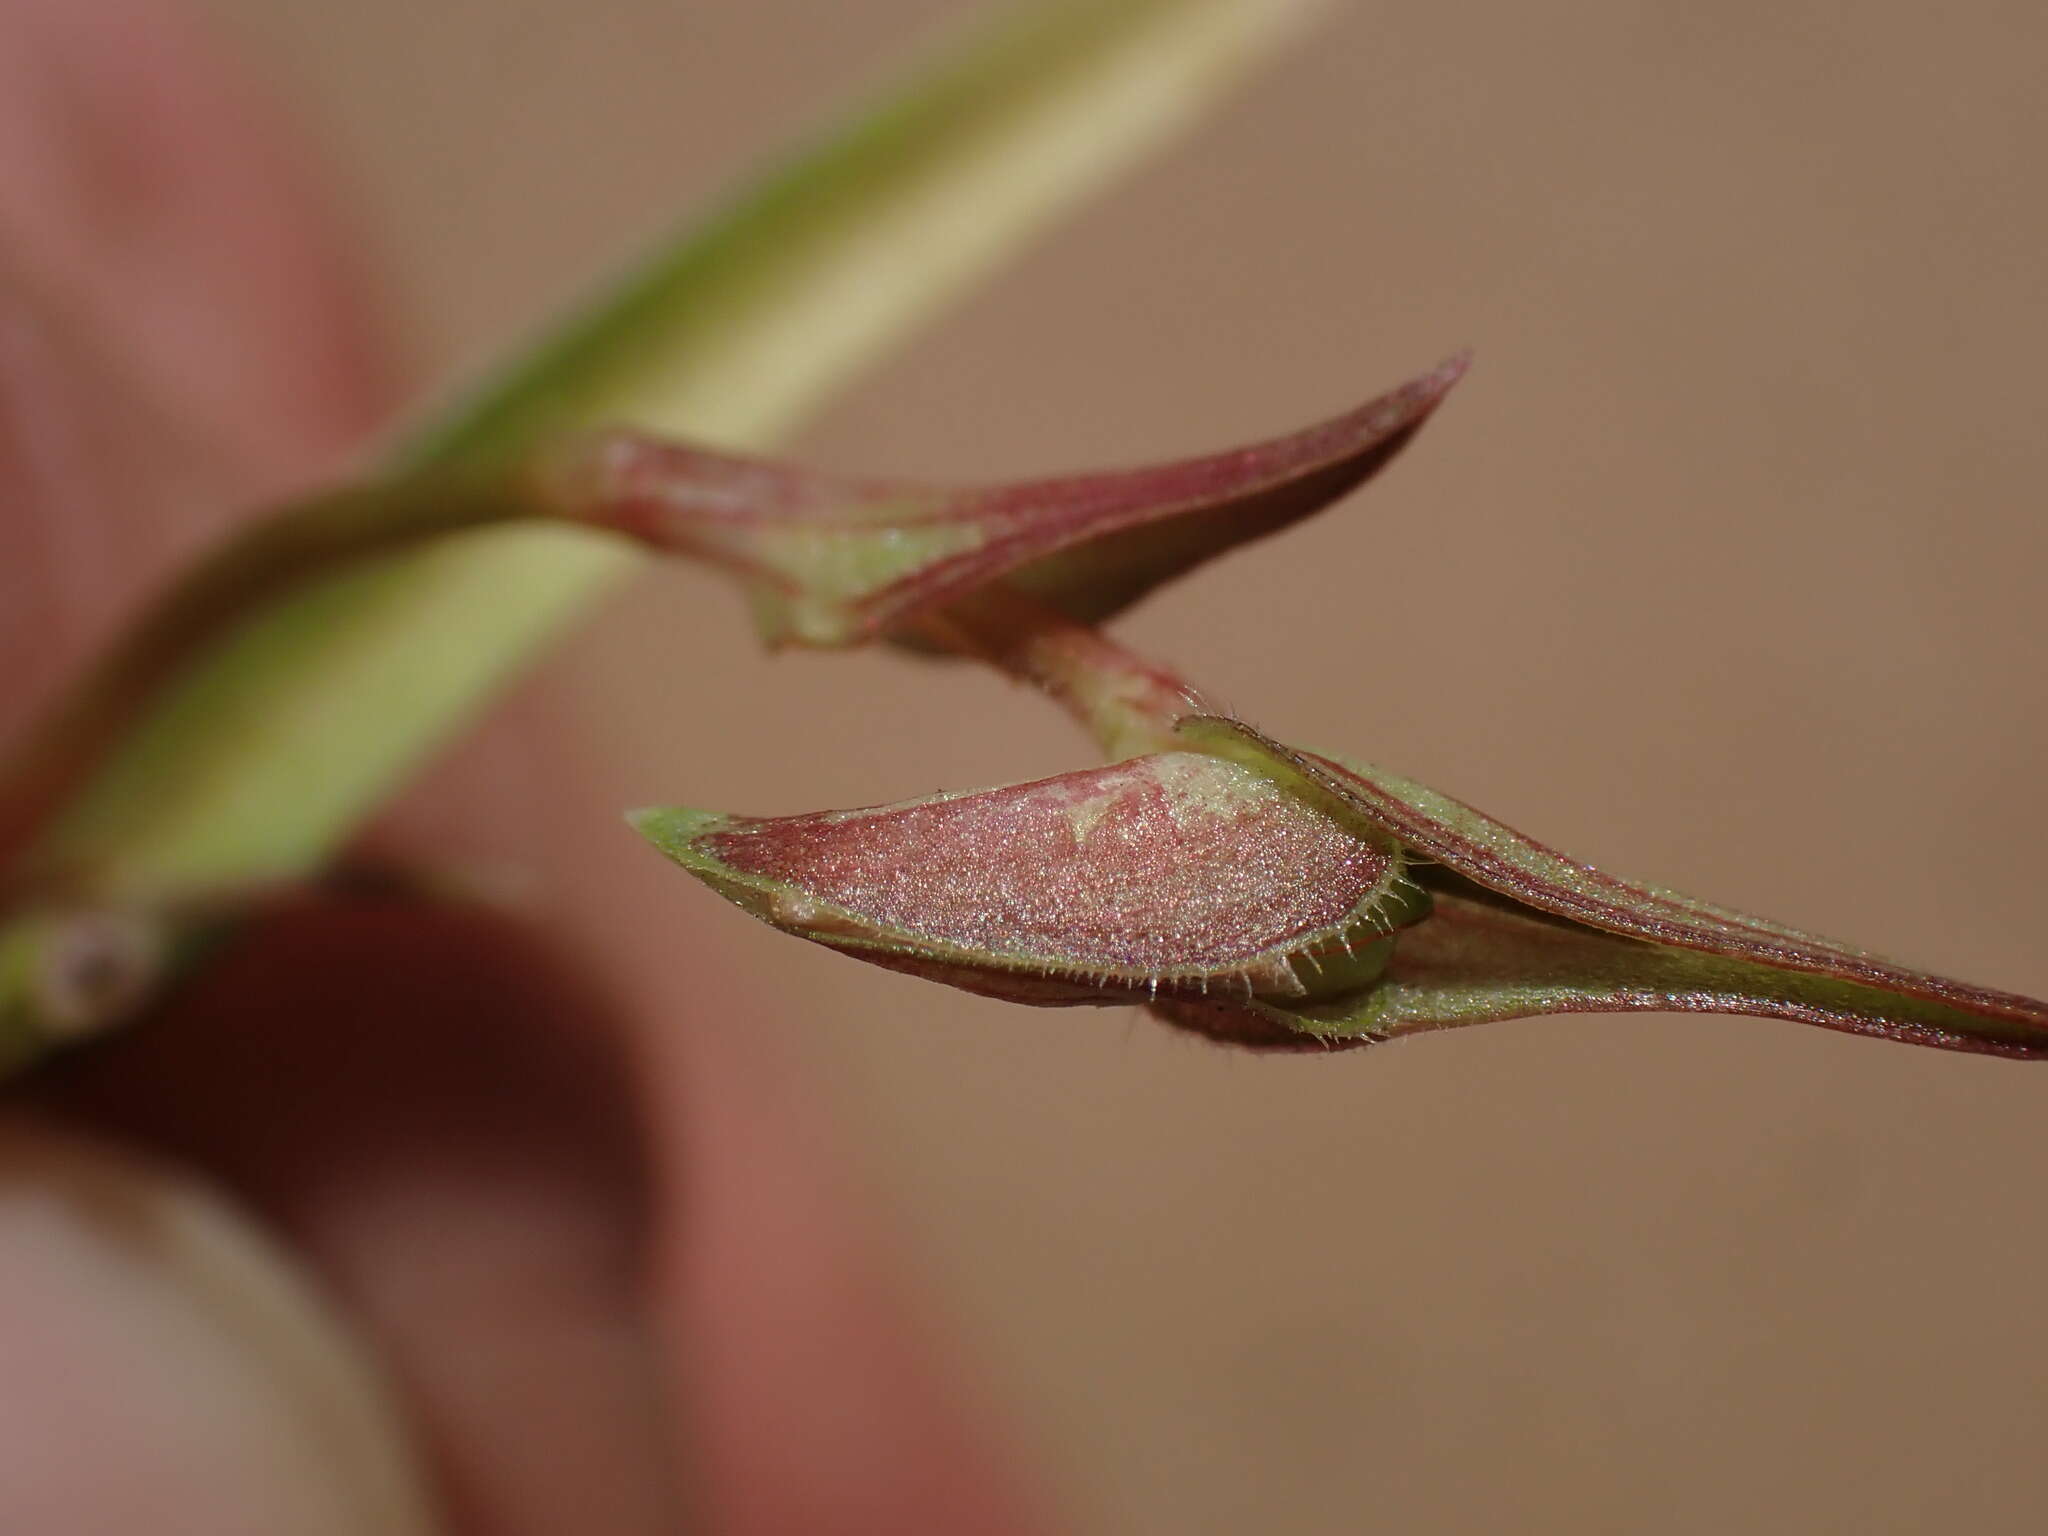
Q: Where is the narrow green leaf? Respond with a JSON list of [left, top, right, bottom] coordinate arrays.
[[29, 0, 1317, 903], [399, 0, 1327, 468]]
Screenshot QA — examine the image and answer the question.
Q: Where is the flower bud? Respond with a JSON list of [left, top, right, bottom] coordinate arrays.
[[632, 750, 1431, 1007]]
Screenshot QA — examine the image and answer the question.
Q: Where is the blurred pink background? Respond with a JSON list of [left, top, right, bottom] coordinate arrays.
[[207, 2, 2048, 1531]]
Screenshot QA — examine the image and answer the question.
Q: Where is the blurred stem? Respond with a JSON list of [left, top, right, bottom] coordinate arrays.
[[0, 471, 519, 887], [0, 0, 1318, 1061]]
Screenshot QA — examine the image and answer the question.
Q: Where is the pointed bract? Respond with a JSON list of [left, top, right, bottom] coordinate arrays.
[[1171, 717, 2048, 1057], [633, 751, 1431, 1005], [566, 357, 1466, 646]]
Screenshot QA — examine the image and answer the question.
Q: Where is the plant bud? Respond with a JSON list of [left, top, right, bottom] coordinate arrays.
[[0, 908, 166, 1069], [633, 750, 1431, 1007], [639, 712, 2048, 1059]]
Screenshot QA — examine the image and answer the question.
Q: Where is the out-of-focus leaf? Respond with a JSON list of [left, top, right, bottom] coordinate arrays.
[[400, 0, 1328, 468], [22, 0, 1319, 904]]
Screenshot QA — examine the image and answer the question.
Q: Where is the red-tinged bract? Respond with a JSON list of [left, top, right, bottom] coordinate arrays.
[[634, 752, 1431, 1006], [561, 357, 1466, 646]]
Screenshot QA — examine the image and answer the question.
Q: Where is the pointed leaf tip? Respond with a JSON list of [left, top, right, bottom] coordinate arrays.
[[565, 355, 1468, 646], [1172, 715, 2048, 1058], [628, 805, 725, 840]]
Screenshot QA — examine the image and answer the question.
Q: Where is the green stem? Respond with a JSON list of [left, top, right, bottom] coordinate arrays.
[[0, 0, 1317, 1064], [919, 587, 1204, 760]]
